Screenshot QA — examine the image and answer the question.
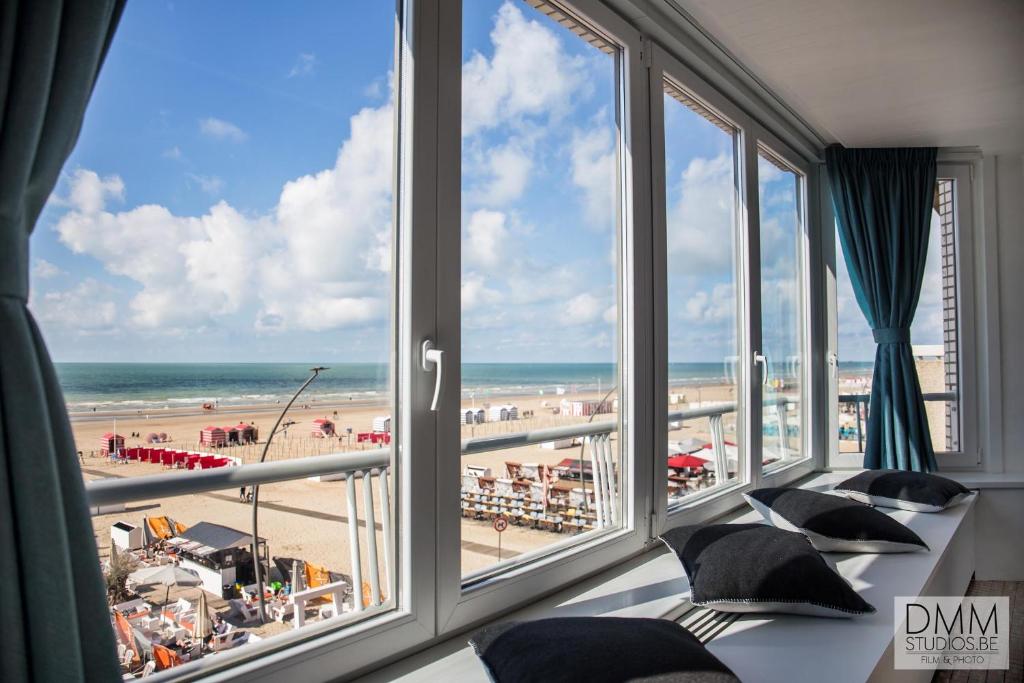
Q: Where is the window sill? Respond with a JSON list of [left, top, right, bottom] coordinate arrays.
[[359, 472, 976, 683]]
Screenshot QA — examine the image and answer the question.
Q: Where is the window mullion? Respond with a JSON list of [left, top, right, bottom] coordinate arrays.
[[741, 132, 764, 488]]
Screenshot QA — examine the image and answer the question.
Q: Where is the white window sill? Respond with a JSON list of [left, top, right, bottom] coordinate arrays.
[[359, 472, 977, 683]]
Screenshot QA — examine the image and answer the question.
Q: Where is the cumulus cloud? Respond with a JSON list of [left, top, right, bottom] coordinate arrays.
[[472, 141, 533, 206], [465, 209, 509, 268], [32, 258, 63, 279], [199, 117, 247, 142], [288, 52, 317, 78], [54, 99, 395, 333], [570, 123, 617, 230], [31, 279, 117, 332], [666, 154, 736, 275], [462, 1, 586, 136], [563, 292, 604, 325], [462, 273, 502, 311]]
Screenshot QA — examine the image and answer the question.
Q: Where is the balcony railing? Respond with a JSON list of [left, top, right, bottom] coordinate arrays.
[[838, 391, 956, 452], [85, 399, 795, 620]]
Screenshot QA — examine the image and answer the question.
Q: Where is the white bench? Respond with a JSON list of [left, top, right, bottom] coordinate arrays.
[[290, 580, 351, 628], [360, 472, 977, 683]]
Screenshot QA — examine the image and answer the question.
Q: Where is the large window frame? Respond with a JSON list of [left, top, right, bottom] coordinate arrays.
[[649, 44, 820, 538], [826, 162, 980, 471], [71, 1, 834, 680]]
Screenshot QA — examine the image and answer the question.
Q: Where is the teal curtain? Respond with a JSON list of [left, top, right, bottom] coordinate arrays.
[[825, 146, 938, 472], [0, 2, 125, 681]]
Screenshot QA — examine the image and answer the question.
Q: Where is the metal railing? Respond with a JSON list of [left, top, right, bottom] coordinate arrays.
[[838, 391, 956, 452], [85, 399, 794, 614]]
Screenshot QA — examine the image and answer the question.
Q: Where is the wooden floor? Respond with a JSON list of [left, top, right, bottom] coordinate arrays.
[[933, 580, 1023, 683]]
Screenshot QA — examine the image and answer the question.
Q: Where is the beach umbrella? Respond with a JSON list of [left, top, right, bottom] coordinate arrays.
[[128, 565, 201, 618], [291, 560, 305, 593], [193, 590, 211, 640], [669, 437, 705, 454], [667, 454, 708, 470]]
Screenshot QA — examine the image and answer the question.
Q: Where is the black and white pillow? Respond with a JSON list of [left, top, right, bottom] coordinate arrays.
[[660, 523, 875, 618], [744, 487, 928, 553], [470, 617, 739, 682], [833, 470, 973, 512]]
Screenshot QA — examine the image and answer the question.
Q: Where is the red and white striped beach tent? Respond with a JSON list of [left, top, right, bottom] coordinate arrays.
[[233, 422, 257, 444], [99, 432, 125, 455], [199, 425, 227, 446], [312, 418, 335, 438]]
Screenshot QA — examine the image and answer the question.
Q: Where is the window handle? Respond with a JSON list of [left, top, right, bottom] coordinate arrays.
[[753, 352, 769, 386], [421, 339, 444, 412], [828, 351, 839, 379]]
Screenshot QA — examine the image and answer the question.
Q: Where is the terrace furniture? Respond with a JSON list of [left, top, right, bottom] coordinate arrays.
[[228, 598, 261, 624], [289, 580, 350, 629], [210, 625, 250, 651]]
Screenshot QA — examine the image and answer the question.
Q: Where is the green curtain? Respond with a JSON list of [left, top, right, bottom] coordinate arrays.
[[825, 146, 938, 472], [0, 2, 125, 681]]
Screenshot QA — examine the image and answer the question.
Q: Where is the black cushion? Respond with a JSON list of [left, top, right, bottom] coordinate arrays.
[[745, 487, 928, 553], [470, 617, 739, 683], [660, 523, 875, 617], [833, 470, 972, 512]]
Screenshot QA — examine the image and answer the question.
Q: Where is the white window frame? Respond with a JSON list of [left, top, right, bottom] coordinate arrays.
[[650, 44, 819, 538], [826, 162, 981, 471], [433, 0, 654, 636], [74, 2, 833, 680]]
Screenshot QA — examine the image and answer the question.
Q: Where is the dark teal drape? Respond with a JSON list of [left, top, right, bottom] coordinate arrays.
[[0, 2, 125, 681], [826, 146, 938, 472]]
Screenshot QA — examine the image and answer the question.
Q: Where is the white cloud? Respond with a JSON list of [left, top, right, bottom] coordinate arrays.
[[462, 273, 502, 311], [162, 146, 183, 160], [462, 1, 586, 136], [199, 117, 247, 142], [563, 292, 603, 325], [465, 209, 509, 268], [473, 142, 533, 205], [55, 99, 396, 333], [681, 283, 735, 323], [187, 173, 225, 195], [288, 52, 317, 78], [570, 123, 617, 230], [32, 258, 63, 279], [31, 279, 117, 332], [666, 154, 736, 274], [67, 169, 124, 214]]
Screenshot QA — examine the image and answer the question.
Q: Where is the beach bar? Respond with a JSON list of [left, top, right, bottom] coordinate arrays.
[[167, 522, 267, 598]]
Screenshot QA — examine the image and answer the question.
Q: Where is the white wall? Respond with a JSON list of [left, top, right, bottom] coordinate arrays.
[[993, 155, 1024, 472]]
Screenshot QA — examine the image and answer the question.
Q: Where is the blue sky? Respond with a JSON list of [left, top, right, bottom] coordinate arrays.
[[28, 0, 938, 366]]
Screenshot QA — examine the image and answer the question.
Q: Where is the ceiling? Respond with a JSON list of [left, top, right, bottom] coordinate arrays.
[[671, 0, 1024, 154]]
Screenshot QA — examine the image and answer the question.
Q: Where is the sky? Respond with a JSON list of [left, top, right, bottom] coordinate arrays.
[[28, 0, 944, 366]]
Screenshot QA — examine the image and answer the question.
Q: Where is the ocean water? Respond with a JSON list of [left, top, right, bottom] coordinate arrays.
[[53, 361, 875, 411], [55, 362, 716, 411]]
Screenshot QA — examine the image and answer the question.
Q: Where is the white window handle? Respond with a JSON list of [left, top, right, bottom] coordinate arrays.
[[422, 339, 444, 412], [753, 352, 769, 386]]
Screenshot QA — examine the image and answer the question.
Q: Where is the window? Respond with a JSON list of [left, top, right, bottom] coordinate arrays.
[[660, 80, 744, 506], [833, 169, 975, 464], [457, 0, 624, 580], [757, 147, 808, 470], [24, 0, 831, 678], [30, 0, 403, 662]]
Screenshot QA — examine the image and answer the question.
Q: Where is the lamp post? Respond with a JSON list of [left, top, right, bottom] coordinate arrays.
[[250, 367, 327, 623]]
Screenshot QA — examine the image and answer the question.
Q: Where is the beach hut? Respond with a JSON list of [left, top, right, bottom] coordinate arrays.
[[99, 432, 125, 455], [488, 404, 518, 422], [312, 418, 335, 438], [371, 415, 391, 433], [234, 422, 257, 444], [199, 425, 227, 447]]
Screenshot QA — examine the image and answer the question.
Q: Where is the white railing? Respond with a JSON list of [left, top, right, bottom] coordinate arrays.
[[86, 400, 786, 608]]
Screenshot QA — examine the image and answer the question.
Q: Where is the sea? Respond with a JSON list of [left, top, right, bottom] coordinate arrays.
[[53, 361, 876, 413]]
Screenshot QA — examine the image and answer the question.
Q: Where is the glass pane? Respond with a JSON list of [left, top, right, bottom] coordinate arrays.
[[757, 149, 805, 469], [460, 1, 622, 578], [662, 81, 743, 506], [835, 179, 960, 456], [29, 1, 399, 664]]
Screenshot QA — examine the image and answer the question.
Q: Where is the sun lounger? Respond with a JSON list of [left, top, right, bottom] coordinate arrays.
[[228, 598, 261, 624], [210, 626, 249, 651]]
